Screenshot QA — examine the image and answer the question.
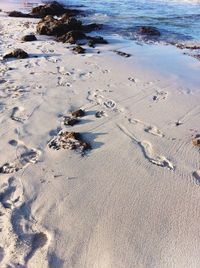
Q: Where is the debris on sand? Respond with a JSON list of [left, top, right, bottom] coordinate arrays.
[[71, 109, 85, 118], [48, 131, 90, 153], [63, 109, 85, 126], [63, 116, 80, 126], [192, 135, 200, 147]]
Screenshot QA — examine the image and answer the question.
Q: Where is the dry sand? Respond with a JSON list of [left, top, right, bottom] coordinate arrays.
[[0, 12, 200, 268]]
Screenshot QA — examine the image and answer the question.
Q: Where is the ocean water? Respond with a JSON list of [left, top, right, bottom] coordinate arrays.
[[1, 0, 200, 44]]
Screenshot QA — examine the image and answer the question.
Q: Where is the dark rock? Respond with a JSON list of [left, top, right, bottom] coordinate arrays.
[[66, 17, 82, 29], [8, 11, 33, 18], [57, 30, 86, 44], [138, 26, 161, 36], [82, 23, 102, 32], [72, 45, 85, 54], [21, 34, 37, 42], [71, 109, 85, 117], [113, 50, 131, 58], [3, 49, 29, 59], [88, 36, 108, 47]]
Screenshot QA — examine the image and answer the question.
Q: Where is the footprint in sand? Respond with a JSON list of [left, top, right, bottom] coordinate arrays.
[[0, 247, 4, 263], [128, 118, 164, 137], [11, 106, 27, 123], [139, 140, 174, 170], [193, 170, 200, 184], [0, 177, 22, 209], [103, 99, 116, 109], [0, 102, 5, 113], [0, 177, 50, 267], [46, 57, 61, 63], [95, 111, 107, 118], [144, 126, 164, 137], [117, 124, 174, 170], [77, 71, 93, 79], [57, 66, 71, 76], [0, 79, 7, 84], [57, 76, 72, 87], [87, 91, 117, 110], [0, 144, 41, 174], [102, 69, 109, 74], [7, 85, 30, 99], [152, 90, 168, 102], [128, 77, 139, 83]]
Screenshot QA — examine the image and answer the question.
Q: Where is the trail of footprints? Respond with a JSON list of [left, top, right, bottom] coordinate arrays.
[[86, 85, 173, 169], [0, 177, 50, 267]]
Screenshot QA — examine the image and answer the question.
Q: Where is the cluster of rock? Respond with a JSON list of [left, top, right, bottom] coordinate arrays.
[[36, 14, 107, 48], [7, 1, 169, 58], [8, 1, 108, 49]]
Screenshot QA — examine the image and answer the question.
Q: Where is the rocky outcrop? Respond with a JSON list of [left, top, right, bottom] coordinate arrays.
[[36, 16, 82, 37]]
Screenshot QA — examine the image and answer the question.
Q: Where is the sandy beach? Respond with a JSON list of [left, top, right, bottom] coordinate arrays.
[[0, 5, 200, 267]]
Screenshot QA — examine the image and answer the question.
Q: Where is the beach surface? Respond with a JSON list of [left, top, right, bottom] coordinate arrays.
[[0, 10, 200, 268]]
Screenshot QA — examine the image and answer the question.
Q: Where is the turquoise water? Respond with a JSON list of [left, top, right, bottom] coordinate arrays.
[[1, 0, 200, 43]]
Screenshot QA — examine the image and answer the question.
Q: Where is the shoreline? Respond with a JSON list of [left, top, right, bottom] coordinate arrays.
[[0, 5, 200, 268]]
